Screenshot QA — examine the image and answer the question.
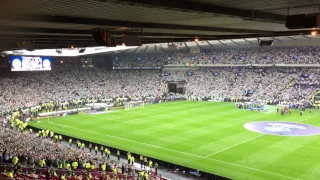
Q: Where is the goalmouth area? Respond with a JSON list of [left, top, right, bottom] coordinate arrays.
[[29, 101, 320, 180]]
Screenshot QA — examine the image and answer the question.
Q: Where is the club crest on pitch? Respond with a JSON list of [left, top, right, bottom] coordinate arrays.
[[244, 121, 320, 136]]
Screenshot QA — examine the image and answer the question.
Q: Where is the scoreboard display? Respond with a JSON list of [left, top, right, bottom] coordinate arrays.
[[10, 56, 52, 71]]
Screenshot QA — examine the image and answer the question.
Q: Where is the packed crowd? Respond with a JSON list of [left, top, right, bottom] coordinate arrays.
[[163, 67, 319, 103], [1, 66, 319, 114], [112, 46, 320, 67], [280, 72, 320, 102], [113, 54, 166, 68], [0, 68, 166, 114], [0, 58, 319, 179], [0, 117, 155, 180]]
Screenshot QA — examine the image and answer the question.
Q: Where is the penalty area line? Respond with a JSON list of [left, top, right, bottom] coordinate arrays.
[[204, 134, 264, 158], [49, 122, 299, 180]]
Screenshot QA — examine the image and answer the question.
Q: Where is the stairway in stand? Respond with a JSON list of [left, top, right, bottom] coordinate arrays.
[[280, 78, 296, 92]]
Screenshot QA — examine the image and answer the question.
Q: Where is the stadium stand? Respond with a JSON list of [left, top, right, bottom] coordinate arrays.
[[3, 0, 320, 179], [0, 126, 158, 180], [2, 46, 320, 115], [1, 45, 320, 180], [113, 46, 320, 67]]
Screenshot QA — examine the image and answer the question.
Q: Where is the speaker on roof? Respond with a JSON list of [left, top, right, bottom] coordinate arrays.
[[286, 14, 305, 29], [286, 14, 320, 29], [259, 40, 273, 46], [91, 29, 116, 47], [121, 35, 141, 46], [304, 14, 320, 28]]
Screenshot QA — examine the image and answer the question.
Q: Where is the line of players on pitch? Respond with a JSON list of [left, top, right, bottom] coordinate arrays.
[[72, 138, 159, 179]]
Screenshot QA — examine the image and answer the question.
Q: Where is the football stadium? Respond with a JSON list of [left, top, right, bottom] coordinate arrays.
[[2, 1, 320, 180]]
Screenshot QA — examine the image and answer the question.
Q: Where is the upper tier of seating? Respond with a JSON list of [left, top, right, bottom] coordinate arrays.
[[112, 46, 320, 67]]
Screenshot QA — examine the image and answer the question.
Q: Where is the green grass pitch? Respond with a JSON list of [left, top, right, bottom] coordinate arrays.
[[29, 101, 320, 180]]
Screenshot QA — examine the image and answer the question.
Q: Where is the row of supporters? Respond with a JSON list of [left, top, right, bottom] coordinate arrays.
[[3, 94, 314, 122], [112, 45, 320, 68], [0, 95, 161, 120]]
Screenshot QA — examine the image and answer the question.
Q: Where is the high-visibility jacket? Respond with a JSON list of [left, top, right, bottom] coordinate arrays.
[[101, 164, 106, 171], [85, 162, 91, 169], [65, 163, 71, 170], [60, 175, 65, 180], [58, 162, 63, 169], [113, 168, 117, 175], [72, 161, 78, 169], [12, 156, 19, 165], [145, 173, 149, 179], [7, 172, 13, 178], [40, 159, 46, 167]]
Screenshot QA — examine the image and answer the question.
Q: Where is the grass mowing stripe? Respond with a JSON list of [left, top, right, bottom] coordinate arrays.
[[29, 102, 320, 180], [48, 121, 299, 180], [205, 112, 320, 158], [204, 134, 264, 158]]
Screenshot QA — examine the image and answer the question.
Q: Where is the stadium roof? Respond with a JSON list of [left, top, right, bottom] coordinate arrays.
[[4, 35, 320, 57], [1, 0, 320, 51]]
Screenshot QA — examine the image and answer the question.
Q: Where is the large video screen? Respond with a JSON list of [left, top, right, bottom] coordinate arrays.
[[10, 56, 52, 71]]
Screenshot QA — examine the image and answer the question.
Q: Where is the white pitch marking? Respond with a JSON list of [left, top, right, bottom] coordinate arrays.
[[204, 112, 320, 157], [204, 134, 264, 158], [49, 122, 299, 180], [89, 105, 215, 124], [296, 113, 320, 123]]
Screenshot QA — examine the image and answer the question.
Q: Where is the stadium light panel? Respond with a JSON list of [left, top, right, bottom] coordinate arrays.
[[4, 46, 137, 57]]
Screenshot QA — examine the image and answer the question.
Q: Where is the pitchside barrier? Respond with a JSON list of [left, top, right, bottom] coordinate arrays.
[[85, 103, 113, 111], [124, 101, 145, 110], [38, 103, 114, 118], [208, 98, 224, 102], [38, 107, 91, 117]]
